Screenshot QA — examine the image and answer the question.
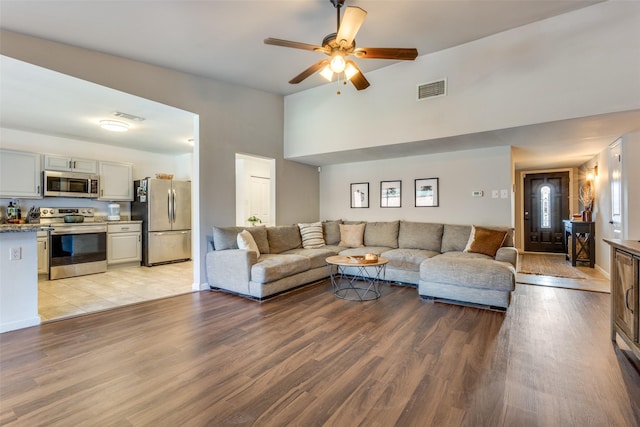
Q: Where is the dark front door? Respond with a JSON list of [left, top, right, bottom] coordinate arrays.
[[524, 172, 569, 253]]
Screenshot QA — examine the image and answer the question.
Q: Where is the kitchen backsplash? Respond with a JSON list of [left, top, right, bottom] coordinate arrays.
[[0, 197, 131, 223]]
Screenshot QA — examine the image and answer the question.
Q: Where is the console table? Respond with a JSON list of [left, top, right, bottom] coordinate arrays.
[[563, 220, 595, 268]]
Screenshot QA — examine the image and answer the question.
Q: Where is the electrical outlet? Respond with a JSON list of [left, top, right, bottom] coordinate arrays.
[[10, 247, 22, 261]]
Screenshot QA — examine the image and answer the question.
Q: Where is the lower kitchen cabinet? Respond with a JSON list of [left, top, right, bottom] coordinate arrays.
[[37, 231, 48, 275], [107, 223, 142, 266]]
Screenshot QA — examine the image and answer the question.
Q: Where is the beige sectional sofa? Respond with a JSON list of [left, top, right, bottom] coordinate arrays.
[[206, 220, 518, 310]]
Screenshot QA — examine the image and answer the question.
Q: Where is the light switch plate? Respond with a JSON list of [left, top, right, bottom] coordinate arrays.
[[472, 190, 483, 197], [501, 189, 509, 198], [491, 190, 499, 199]]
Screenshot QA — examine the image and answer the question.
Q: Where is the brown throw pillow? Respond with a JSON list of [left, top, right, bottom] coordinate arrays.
[[338, 223, 365, 248], [464, 225, 507, 257]]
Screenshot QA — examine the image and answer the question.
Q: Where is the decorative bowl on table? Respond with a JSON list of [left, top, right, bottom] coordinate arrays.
[[347, 254, 378, 264]]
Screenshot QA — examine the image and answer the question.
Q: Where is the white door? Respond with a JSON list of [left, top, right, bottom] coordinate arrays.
[[610, 139, 623, 239], [249, 176, 270, 225]]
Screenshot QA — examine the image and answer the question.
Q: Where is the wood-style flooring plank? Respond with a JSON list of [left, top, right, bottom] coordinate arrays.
[[1, 282, 639, 426]]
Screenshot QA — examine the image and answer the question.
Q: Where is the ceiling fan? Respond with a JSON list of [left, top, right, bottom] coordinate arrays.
[[264, 0, 418, 92]]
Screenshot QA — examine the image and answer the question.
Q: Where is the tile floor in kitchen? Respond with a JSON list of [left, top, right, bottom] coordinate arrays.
[[38, 261, 194, 322]]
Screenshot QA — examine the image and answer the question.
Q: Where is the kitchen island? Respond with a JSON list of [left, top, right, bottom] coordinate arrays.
[[0, 224, 49, 333]]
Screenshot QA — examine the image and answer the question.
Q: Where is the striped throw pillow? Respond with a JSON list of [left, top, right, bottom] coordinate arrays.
[[298, 222, 325, 249]]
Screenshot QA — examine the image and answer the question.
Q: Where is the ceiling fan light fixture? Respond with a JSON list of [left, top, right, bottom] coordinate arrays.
[[99, 120, 129, 132], [320, 65, 334, 81], [344, 62, 358, 80], [329, 53, 346, 73]]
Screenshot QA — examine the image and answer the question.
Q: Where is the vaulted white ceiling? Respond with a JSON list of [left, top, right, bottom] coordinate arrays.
[[1, 0, 637, 167]]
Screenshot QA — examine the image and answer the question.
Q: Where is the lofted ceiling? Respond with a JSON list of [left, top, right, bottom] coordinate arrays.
[[0, 0, 638, 168]]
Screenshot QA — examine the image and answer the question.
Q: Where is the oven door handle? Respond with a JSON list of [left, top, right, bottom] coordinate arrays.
[[51, 226, 107, 235]]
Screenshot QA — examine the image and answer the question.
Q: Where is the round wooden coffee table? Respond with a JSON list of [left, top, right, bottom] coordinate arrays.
[[325, 255, 388, 301]]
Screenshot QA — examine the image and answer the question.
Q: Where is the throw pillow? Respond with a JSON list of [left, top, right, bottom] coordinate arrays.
[[298, 222, 325, 248], [322, 220, 342, 245], [464, 225, 508, 257], [338, 223, 365, 248], [237, 230, 260, 257]]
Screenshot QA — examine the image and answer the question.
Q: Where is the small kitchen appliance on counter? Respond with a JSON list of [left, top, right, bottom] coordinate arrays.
[[107, 203, 121, 221]]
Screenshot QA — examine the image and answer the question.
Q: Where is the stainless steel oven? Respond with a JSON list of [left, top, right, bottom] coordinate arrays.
[[40, 208, 107, 280], [49, 224, 107, 280]]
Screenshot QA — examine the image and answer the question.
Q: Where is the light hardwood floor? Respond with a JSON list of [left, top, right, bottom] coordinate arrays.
[[38, 261, 194, 322], [2, 279, 639, 426]]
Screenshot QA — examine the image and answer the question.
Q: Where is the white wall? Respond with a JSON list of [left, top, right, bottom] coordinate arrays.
[[284, 1, 640, 160], [622, 132, 640, 240], [0, 231, 40, 333], [320, 146, 513, 227]]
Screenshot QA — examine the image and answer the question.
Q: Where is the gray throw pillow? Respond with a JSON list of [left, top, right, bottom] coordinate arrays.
[[322, 220, 342, 245], [267, 225, 302, 254], [364, 221, 399, 248], [398, 221, 444, 251]]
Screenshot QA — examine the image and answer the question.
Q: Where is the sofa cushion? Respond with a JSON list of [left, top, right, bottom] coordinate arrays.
[[420, 255, 515, 291], [441, 225, 472, 253], [339, 223, 365, 247], [284, 247, 340, 269], [381, 248, 439, 271], [250, 254, 310, 284], [267, 225, 302, 254], [364, 221, 399, 248], [298, 222, 325, 249], [398, 221, 443, 251], [464, 225, 507, 257], [237, 230, 260, 257], [339, 246, 390, 257], [322, 220, 342, 245], [213, 226, 269, 254]]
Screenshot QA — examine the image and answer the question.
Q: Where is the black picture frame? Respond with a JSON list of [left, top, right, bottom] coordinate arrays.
[[415, 178, 439, 207], [380, 180, 401, 208], [350, 182, 369, 208]]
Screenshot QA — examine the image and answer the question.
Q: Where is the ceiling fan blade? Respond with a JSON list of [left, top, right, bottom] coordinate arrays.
[[346, 60, 370, 91], [336, 6, 367, 48], [264, 38, 325, 53], [289, 59, 330, 84], [353, 47, 419, 60]]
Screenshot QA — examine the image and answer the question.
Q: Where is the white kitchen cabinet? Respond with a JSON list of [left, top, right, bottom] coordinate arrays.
[[44, 154, 97, 173], [37, 231, 49, 275], [107, 223, 142, 266], [99, 161, 133, 201], [0, 149, 42, 199]]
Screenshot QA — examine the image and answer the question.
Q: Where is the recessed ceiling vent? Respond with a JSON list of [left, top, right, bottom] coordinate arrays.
[[113, 111, 145, 122], [417, 79, 446, 101]]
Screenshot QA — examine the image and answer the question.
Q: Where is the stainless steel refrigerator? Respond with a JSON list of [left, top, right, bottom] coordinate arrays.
[[132, 178, 191, 266]]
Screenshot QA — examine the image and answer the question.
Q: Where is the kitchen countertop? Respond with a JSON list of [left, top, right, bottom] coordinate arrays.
[[0, 224, 52, 233]]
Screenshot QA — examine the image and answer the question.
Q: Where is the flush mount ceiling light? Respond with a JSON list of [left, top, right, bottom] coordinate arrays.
[[99, 120, 129, 132], [264, 0, 418, 94]]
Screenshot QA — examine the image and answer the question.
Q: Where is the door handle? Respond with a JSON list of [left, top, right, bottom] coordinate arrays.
[[172, 189, 177, 223], [625, 288, 634, 313], [524, 211, 529, 220], [167, 189, 172, 222]]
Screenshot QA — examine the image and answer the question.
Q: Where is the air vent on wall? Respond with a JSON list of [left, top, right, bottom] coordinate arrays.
[[417, 79, 446, 100]]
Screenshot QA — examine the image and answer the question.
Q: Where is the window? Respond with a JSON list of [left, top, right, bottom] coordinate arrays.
[[540, 185, 551, 228]]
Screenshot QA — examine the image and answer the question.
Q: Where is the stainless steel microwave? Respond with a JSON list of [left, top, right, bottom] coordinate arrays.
[[43, 170, 100, 198]]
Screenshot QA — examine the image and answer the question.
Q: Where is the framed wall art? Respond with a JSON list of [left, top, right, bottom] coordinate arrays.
[[415, 178, 439, 207], [350, 182, 369, 208], [380, 180, 401, 208]]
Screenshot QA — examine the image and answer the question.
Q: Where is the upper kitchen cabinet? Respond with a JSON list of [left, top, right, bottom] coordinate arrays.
[[98, 160, 133, 201], [0, 149, 43, 199], [44, 154, 97, 174]]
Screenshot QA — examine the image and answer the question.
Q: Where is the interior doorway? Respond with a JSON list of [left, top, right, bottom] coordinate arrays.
[[523, 172, 570, 253], [235, 153, 276, 226]]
